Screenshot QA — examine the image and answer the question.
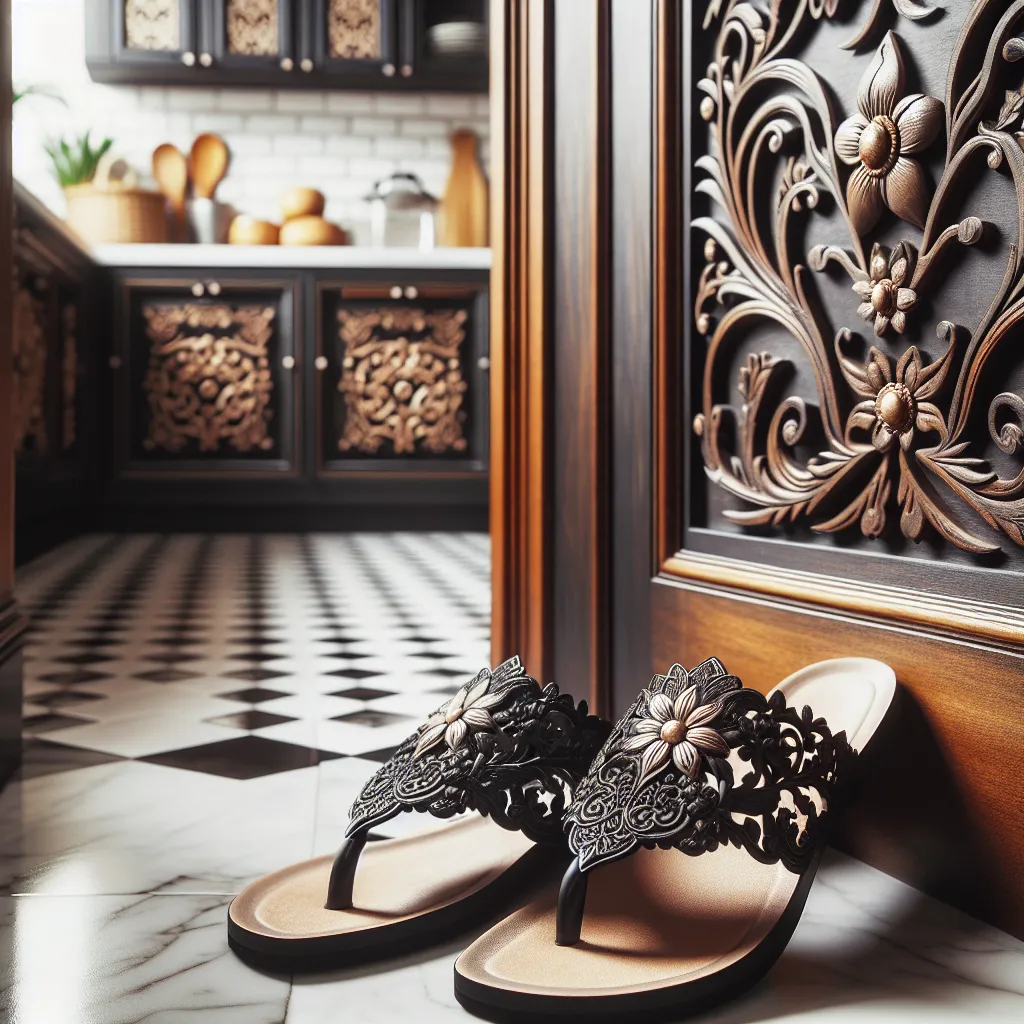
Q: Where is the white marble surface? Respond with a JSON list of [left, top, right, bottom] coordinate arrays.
[[91, 243, 492, 271]]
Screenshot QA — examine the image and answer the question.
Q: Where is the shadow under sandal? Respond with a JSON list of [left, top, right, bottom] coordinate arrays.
[[228, 655, 609, 971], [454, 656, 897, 1023]]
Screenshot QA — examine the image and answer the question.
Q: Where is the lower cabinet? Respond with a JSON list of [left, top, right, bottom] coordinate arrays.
[[105, 267, 489, 529], [315, 280, 488, 473], [114, 273, 299, 475]]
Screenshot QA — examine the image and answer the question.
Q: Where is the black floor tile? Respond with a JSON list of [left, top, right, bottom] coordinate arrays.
[[37, 670, 113, 686], [140, 736, 342, 780], [325, 668, 381, 681], [328, 686, 397, 701], [133, 669, 203, 683], [204, 710, 297, 730], [218, 686, 294, 704], [331, 710, 414, 728], [17, 739, 126, 780], [28, 689, 108, 709], [355, 745, 401, 763], [23, 712, 95, 734], [220, 667, 293, 683]]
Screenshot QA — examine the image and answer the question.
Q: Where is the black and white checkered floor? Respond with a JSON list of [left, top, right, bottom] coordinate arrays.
[[18, 533, 491, 781]]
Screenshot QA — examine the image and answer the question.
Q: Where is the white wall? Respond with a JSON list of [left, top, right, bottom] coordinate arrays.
[[12, 0, 490, 243]]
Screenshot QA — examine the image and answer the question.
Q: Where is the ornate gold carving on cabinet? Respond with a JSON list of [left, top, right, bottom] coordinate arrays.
[[12, 286, 48, 455], [327, 0, 381, 60], [62, 304, 78, 451], [336, 307, 469, 456], [142, 303, 276, 454], [226, 0, 279, 56], [693, 2, 1024, 554], [124, 0, 181, 52]]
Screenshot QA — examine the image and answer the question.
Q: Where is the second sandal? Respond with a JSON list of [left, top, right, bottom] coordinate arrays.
[[454, 655, 897, 1022], [227, 655, 609, 970]]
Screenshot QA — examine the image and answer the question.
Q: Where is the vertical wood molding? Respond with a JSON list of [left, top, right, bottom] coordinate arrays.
[[0, 0, 13, 605], [653, 0, 681, 568], [489, 0, 553, 683]]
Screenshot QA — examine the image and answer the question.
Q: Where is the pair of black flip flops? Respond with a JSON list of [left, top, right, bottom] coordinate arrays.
[[228, 653, 896, 1022]]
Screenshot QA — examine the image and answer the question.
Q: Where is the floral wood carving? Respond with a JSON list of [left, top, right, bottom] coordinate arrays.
[[12, 286, 47, 455], [336, 306, 469, 456], [142, 303, 276, 454], [346, 657, 610, 846], [327, 0, 381, 60], [565, 658, 855, 874], [226, 0, 279, 56], [124, 0, 180, 52], [693, 2, 1024, 554]]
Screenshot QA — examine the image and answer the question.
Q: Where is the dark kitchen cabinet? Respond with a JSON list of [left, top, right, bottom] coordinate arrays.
[[314, 280, 488, 475], [95, 265, 488, 531], [112, 272, 300, 477], [86, 0, 486, 90]]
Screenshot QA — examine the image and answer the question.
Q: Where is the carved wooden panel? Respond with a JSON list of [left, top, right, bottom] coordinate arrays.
[[226, 0, 279, 56], [327, 0, 381, 60], [691, 2, 1024, 568], [11, 285, 47, 456], [124, 0, 181, 52], [334, 306, 469, 456], [141, 302, 276, 455]]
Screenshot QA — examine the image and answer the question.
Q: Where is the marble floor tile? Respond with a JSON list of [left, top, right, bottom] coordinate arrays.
[[0, 893, 291, 1024]]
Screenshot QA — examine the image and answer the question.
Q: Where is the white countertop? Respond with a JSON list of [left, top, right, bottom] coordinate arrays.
[[91, 243, 492, 271]]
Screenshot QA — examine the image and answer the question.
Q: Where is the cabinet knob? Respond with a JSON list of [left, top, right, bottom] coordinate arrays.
[[404, 286, 418, 299], [400, 64, 413, 78], [382, 63, 396, 77], [181, 51, 196, 67], [199, 52, 213, 68], [389, 285, 402, 299], [280, 57, 294, 71], [281, 355, 295, 370], [109, 355, 122, 370], [314, 356, 329, 372], [477, 356, 491, 371], [207, 281, 221, 296], [300, 58, 314, 73], [191, 282, 205, 297]]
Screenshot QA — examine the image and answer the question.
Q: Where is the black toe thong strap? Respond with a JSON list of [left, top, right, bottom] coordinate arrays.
[[324, 655, 610, 910], [555, 657, 856, 945]]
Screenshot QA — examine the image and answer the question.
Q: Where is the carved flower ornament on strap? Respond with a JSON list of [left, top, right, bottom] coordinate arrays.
[[344, 656, 610, 847], [565, 658, 856, 874]]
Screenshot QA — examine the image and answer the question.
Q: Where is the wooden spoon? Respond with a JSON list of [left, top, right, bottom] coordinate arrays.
[[189, 133, 230, 201], [152, 143, 188, 242]]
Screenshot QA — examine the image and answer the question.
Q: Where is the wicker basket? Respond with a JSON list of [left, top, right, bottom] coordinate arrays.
[[64, 182, 168, 245]]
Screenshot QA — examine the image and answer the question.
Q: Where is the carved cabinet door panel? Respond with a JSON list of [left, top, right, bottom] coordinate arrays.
[[114, 273, 299, 475], [202, 0, 295, 73], [299, 0, 398, 79], [113, 0, 201, 69], [314, 280, 488, 475]]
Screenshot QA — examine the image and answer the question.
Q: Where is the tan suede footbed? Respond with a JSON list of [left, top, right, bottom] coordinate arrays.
[[455, 658, 895, 999], [229, 815, 536, 942]]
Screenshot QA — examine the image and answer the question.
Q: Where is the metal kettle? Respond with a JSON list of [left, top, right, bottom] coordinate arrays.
[[365, 172, 438, 250]]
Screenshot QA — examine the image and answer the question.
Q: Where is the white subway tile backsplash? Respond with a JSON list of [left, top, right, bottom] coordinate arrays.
[[273, 134, 326, 156], [193, 114, 246, 134], [219, 89, 274, 112], [245, 114, 299, 134], [223, 134, 275, 156], [275, 91, 327, 113], [300, 115, 350, 135], [351, 116, 399, 137], [373, 94, 426, 116], [167, 88, 216, 112], [324, 136, 374, 157], [400, 119, 450, 138], [349, 157, 400, 180], [247, 155, 298, 177], [326, 92, 377, 114], [374, 136, 425, 159], [426, 95, 475, 117]]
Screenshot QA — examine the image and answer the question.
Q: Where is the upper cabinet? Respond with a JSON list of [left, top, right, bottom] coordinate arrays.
[[85, 0, 487, 91]]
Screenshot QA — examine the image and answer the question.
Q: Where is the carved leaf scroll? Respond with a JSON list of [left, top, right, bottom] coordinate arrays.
[[226, 0, 279, 56], [124, 0, 181, 52], [693, 0, 1024, 555], [327, 0, 381, 60]]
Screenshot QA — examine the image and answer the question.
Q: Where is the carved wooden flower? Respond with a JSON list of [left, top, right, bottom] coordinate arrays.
[[413, 672, 502, 758], [620, 686, 730, 785], [835, 32, 943, 233], [848, 345, 949, 453], [854, 242, 917, 335]]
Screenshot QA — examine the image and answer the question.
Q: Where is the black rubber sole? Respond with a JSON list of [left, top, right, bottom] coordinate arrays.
[[453, 842, 824, 1023], [227, 842, 565, 974]]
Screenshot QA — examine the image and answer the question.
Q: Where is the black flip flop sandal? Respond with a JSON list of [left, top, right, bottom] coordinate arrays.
[[454, 656, 896, 1022], [228, 655, 609, 971]]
